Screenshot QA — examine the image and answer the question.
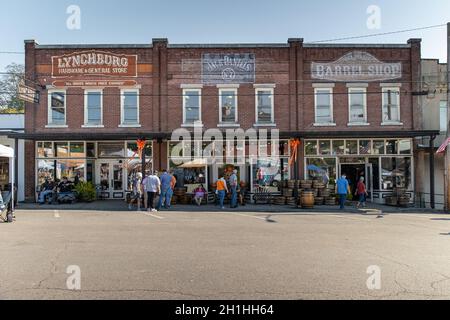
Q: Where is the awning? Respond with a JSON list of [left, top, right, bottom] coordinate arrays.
[[178, 159, 207, 168], [0, 144, 14, 158], [437, 137, 450, 154]]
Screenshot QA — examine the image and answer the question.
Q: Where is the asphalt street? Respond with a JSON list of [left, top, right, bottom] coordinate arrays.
[[1, 209, 450, 299]]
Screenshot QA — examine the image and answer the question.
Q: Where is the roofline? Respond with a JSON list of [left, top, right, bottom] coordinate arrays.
[[35, 44, 153, 49]]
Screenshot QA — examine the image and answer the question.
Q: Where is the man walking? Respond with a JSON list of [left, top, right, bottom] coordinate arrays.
[[157, 169, 173, 210], [336, 173, 350, 210], [145, 170, 161, 212], [229, 169, 238, 208]]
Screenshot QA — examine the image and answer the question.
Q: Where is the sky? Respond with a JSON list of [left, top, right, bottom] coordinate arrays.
[[1, 0, 450, 71]]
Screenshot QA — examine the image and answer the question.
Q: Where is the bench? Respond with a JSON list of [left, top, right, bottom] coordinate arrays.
[[252, 186, 273, 204]]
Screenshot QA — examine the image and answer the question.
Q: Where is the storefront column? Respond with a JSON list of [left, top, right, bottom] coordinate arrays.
[[14, 138, 18, 205], [430, 136, 436, 209]]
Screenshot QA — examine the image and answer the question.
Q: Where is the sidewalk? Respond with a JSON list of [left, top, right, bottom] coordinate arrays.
[[16, 200, 449, 214]]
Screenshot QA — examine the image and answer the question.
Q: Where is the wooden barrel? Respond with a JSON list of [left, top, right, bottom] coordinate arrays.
[[283, 188, 293, 197], [314, 196, 324, 205], [286, 197, 297, 206], [325, 197, 336, 205], [301, 191, 315, 209]]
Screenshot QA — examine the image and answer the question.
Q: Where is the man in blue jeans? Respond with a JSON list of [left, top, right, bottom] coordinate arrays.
[[336, 173, 350, 210], [157, 169, 173, 210], [229, 169, 238, 208]]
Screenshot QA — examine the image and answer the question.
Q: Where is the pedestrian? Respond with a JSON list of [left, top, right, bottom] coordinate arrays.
[[216, 175, 228, 210], [157, 169, 173, 210], [229, 169, 238, 208], [355, 176, 368, 209], [336, 173, 350, 210], [142, 171, 149, 210], [145, 170, 161, 212], [238, 181, 247, 206], [129, 172, 143, 211]]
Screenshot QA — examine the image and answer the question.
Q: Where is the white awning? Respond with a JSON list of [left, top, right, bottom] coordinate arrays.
[[0, 144, 14, 158]]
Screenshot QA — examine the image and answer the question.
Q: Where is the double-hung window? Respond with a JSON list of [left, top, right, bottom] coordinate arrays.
[[47, 90, 66, 126], [121, 89, 140, 126], [182, 88, 202, 125], [255, 87, 275, 124], [382, 87, 401, 123], [348, 87, 367, 124], [219, 88, 238, 124], [314, 88, 334, 125], [84, 90, 103, 126], [440, 100, 447, 133]]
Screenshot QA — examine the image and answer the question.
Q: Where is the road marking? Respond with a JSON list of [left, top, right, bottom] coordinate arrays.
[[143, 212, 165, 219], [53, 210, 60, 218], [328, 214, 373, 222], [228, 212, 267, 221]]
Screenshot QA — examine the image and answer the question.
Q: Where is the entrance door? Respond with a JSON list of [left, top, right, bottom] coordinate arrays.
[[340, 163, 365, 201], [97, 160, 125, 199]]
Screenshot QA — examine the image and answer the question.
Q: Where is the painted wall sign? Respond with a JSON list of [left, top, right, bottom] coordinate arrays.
[[52, 50, 138, 78], [311, 51, 402, 82], [52, 80, 137, 87], [202, 53, 255, 84], [18, 80, 40, 103]]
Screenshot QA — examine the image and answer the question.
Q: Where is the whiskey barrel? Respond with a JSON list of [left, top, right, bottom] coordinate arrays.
[[301, 191, 315, 209]]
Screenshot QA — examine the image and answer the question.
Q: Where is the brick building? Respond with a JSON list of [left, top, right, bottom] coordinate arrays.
[[15, 38, 438, 203]]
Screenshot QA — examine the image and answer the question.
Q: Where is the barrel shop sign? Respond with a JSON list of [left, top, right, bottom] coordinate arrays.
[[52, 50, 138, 78], [202, 53, 255, 85], [311, 51, 402, 82]]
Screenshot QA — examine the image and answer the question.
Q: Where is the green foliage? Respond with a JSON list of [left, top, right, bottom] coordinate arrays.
[[0, 63, 25, 113], [74, 182, 96, 202]]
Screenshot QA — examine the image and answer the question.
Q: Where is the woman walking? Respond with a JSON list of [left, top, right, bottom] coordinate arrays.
[[216, 175, 228, 210], [355, 176, 369, 209]]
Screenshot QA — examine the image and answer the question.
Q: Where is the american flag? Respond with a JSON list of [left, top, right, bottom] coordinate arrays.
[[437, 137, 450, 154]]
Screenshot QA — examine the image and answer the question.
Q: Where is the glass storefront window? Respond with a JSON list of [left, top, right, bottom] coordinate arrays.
[[332, 140, 345, 155], [399, 139, 412, 155], [98, 142, 125, 158], [54, 142, 69, 158], [306, 158, 336, 183], [37, 142, 53, 158], [359, 140, 371, 155], [56, 160, 85, 181], [70, 142, 85, 158], [169, 159, 206, 192], [386, 140, 398, 155], [305, 140, 318, 156], [373, 140, 385, 155], [381, 157, 412, 190], [254, 158, 289, 192], [346, 140, 358, 155], [37, 160, 55, 187], [86, 143, 96, 158], [319, 140, 331, 155]]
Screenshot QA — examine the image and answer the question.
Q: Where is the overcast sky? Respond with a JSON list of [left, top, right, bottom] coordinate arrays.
[[1, 0, 450, 71]]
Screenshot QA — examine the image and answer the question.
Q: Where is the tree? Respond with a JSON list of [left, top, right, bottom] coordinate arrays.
[[0, 63, 25, 113]]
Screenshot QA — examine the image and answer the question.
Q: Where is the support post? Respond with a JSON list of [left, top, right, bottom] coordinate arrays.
[[430, 135, 436, 209]]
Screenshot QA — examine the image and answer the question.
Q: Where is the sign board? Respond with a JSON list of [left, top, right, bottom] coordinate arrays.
[[202, 53, 255, 84], [311, 51, 402, 82], [52, 80, 137, 87], [18, 81, 40, 103], [52, 50, 138, 78]]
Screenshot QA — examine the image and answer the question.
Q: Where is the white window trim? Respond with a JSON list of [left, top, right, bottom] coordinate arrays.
[[182, 88, 202, 125], [83, 89, 103, 127], [47, 89, 67, 127], [219, 88, 238, 124], [254, 87, 275, 125], [347, 87, 368, 125], [381, 87, 401, 124], [120, 89, 140, 127], [314, 87, 335, 125]]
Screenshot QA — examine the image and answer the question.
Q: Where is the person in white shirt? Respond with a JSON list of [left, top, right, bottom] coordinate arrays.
[[145, 171, 161, 212]]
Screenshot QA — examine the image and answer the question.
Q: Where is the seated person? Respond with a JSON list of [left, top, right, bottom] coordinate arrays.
[[193, 184, 206, 206], [38, 178, 56, 204], [58, 176, 73, 193]]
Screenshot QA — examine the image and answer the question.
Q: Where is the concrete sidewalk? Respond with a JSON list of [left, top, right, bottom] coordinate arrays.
[[16, 200, 448, 214]]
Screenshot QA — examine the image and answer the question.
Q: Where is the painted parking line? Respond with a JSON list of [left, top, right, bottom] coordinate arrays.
[[328, 214, 375, 222], [53, 210, 60, 218], [143, 212, 165, 219], [228, 212, 267, 221]]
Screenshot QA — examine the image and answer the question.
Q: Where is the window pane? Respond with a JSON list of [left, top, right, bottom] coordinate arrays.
[[383, 89, 400, 122], [54, 142, 69, 158], [332, 140, 345, 155], [98, 142, 125, 158], [349, 90, 365, 122], [306, 158, 336, 182], [253, 158, 288, 192], [221, 90, 236, 122], [56, 160, 85, 182], [37, 160, 55, 186], [184, 90, 200, 123], [70, 142, 85, 158], [87, 92, 102, 124], [440, 100, 447, 132], [86, 143, 96, 158], [399, 139, 411, 155], [51, 92, 65, 124], [386, 140, 398, 154], [123, 92, 138, 123], [37, 142, 53, 158], [381, 157, 412, 191], [257, 90, 273, 123], [345, 140, 358, 155], [319, 140, 331, 155], [359, 140, 371, 155], [373, 140, 385, 155], [315, 89, 332, 123], [305, 140, 318, 156]]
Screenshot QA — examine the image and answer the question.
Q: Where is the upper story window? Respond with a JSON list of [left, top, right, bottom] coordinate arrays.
[[47, 90, 66, 126], [440, 100, 447, 133], [314, 87, 334, 125], [382, 87, 401, 124], [84, 90, 103, 127], [348, 87, 367, 124], [182, 88, 202, 125], [121, 89, 140, 127], [255, 86, 275, 125], [219, 87, 238, 124]]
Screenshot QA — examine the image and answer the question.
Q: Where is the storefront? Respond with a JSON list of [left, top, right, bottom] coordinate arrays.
[[304, 138, 413, 204], [35, 140, 152, 200]]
